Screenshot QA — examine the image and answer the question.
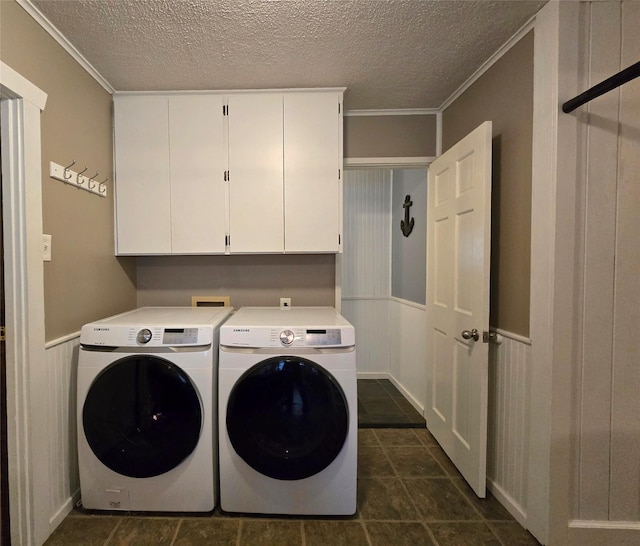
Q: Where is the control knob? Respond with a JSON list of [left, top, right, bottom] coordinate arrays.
[[136, 328, 153, 344], [279, 329, 295, 346]]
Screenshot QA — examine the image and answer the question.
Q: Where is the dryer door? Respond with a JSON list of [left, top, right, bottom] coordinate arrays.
[[226, 356, 349, 480], [82, 355, 202, 478]]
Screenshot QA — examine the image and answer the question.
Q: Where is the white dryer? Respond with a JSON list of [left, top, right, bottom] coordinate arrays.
[[77, 306, 232, 512], [218, 306, 357, 515]]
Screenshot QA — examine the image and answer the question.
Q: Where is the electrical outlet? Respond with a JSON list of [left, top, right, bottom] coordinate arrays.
[[43, 234, 52, 262], [280, 297, 291, 309]]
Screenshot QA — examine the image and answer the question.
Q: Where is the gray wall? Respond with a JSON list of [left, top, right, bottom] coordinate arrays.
[[0, 0, 137, 340], [442, 30, 533, 337], [391, 169, 427, 304], [344, 114, 437, 158], [136, 255, 335, 309]]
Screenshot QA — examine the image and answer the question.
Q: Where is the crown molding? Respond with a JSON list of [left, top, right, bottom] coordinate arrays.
[[16, 0, 115, 94], [439, 17, 535, 111], [344, 108, 439, 117]]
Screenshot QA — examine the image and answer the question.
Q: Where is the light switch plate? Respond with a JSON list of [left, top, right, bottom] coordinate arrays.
[[43, 234, 52, 261]]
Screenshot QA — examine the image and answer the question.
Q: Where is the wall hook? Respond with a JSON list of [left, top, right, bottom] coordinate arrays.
[[88, 172, 99, 190], [63, 159, 76, 180], [76, 166, 88, 184]]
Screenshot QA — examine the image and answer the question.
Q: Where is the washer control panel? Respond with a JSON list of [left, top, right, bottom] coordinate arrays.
[[81, 325, 211, 347], [270, 328, 342, 347]]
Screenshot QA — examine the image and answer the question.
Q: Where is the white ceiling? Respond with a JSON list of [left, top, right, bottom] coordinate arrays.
[[31, 0, 546, 110]]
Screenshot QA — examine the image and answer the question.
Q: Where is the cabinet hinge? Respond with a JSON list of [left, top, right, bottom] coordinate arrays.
[[223, 104, 228, 115], [338, 103, 341, 114], [338, 234, 341, 245], [225, 235, 230, 246], [0, 326, 5, 341], [224, 170, 230, 182], [338, 169, 341, 180]]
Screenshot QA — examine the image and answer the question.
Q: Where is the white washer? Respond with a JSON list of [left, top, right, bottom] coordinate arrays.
[[218, 306, 357, 515], [77, 306, 232, 512]]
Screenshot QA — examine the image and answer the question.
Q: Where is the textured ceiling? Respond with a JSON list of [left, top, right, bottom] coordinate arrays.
[[31, 0, 546, 110]]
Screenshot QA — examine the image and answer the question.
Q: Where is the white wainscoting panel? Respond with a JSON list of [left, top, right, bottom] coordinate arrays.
[[342, 298, 390, 375], [389, 298, 426, 411], [342, 169, 393, 376], [487, 330, 531, 525], [45, 335, 81, 530]]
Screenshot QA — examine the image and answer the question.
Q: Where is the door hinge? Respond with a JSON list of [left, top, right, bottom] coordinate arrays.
[[338, 234, 341, 245], [223, 104, 228, 115], [0, 326, 5, 341], [224, 170, 230, 182], [338, 168, 341, 180], [338, 103, 341, 114], [225, 235, 230, 246]]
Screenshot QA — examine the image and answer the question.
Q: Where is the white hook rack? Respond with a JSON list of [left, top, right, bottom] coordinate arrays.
[[49, 161, 108, 197]]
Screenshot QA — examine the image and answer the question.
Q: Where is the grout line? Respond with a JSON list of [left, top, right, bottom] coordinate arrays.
[[103, 517, 123, 546], [169, 519, 182, 545]]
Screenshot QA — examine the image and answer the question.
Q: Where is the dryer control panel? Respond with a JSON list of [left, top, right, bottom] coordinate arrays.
[[81, 325, 213, 347], [222, 326, 353, 348]]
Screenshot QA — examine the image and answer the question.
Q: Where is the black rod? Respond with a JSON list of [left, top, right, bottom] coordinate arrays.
[[562, 60, 640, 113]]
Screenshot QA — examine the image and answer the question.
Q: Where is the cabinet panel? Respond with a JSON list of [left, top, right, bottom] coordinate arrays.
[[284, 92, 342, 252], [169, 95, 226, 253], [228, 94, 284, 253], [114, 96, 171, 254]]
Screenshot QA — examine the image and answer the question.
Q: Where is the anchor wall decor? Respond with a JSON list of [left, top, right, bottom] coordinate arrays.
[[400, 194, 414, 237]]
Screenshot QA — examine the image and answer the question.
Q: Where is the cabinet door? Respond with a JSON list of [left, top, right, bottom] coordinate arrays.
[[169, 95, 226, 253], [284, 92, 342, 252], [114, 96, 171, 254], [228, 93, 284, 253]]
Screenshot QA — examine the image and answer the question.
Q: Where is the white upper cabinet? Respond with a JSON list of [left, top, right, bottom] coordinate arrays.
[[228, 93, 284, 253], [114, 96, 171, 254], [169, 95, 226, 254], [284, 91, 342, 252], [113, 89, 344, 255]]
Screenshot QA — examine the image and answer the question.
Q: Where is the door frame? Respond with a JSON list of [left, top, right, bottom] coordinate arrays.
[[1, 61, 50, 546]]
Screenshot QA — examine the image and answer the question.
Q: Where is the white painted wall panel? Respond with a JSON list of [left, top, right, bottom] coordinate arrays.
[[342, 169, 391, 297], [342, 298, 390, 375], [342, 169, 392, 375], [389, 299, 426, 411], [573, 0, 640, 527], [609, 0, 640, 522], [487, 332, 530, 524], [45, 336, 80, 529]]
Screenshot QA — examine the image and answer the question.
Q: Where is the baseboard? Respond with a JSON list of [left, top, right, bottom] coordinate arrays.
[[569, 521, 640, 546], [49, 489, 80, 530], [357, 371, 425, 416], [387, 375, 424, 416], [487, 479, 527, 528], [356, 372, 390, 380]]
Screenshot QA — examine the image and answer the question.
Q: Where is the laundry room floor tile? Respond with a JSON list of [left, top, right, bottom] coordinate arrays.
[[43, 515, 119, 546], [365, 521, 436, 546], [402, 477, 481, 522], [357, 477, 419, 520], [238, 520, 303, 546], [173, 518, 239, 546], [427, 521, 501, 546], [357, 379, 426, 428], [303, 521, 369, 546], [109, 517, 178, 545]]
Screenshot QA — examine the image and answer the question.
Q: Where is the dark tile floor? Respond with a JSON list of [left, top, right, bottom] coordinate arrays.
[[357, 379, 426, 428], [45, 380, 540, 545], [45, 428, 540, 546]]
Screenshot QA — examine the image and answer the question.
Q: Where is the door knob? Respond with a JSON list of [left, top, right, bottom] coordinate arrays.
[[461, 328, 479, 342]]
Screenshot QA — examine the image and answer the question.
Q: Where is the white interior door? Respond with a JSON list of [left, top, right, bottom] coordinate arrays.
[[425, 121, 492, 497]]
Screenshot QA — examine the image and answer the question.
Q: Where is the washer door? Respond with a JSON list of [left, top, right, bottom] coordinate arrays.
[[226, 356, 349, 481], [82, 355, 202, 478]]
